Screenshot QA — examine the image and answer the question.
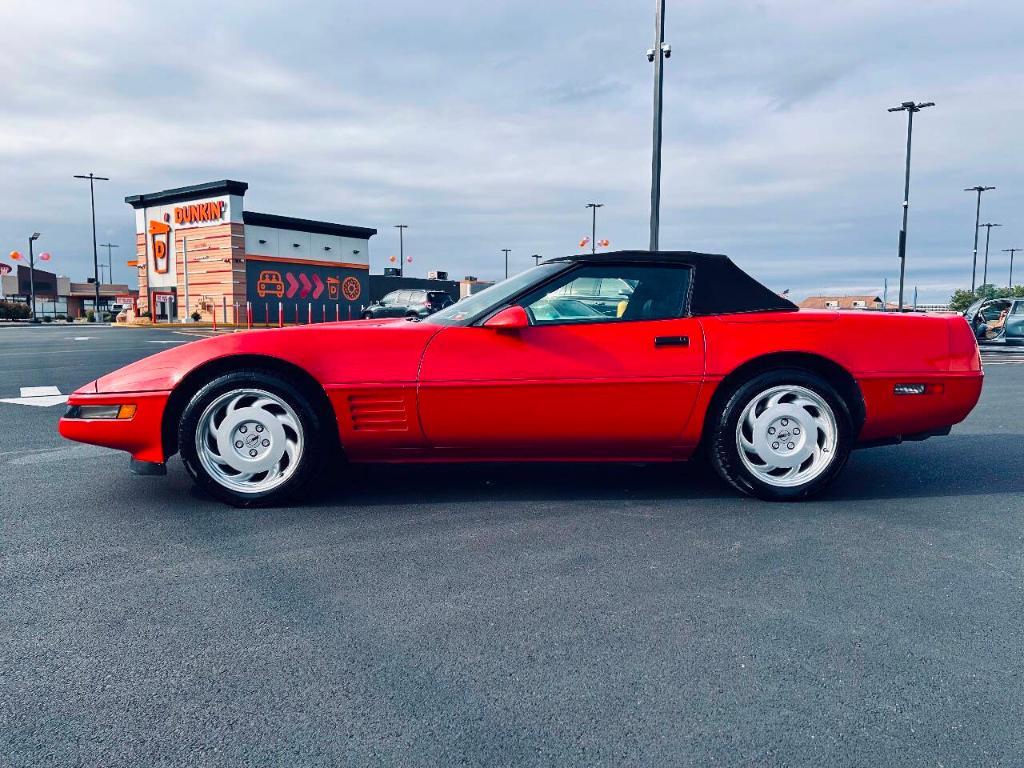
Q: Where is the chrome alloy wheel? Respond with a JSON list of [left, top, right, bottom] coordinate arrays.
[[195, 388, 304, 495], [735, 384, 838, 488]]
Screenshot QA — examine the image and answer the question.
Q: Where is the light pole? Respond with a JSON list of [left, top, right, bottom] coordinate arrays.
[[501, 249, 512, 279], [393, 225, 408, 277], [532, 254, 542, 266], [978, 223, 1001, 286], [647, 0, 669, 251], [887, 100, 934, 312], [28, 232, 40, 320], [1002, 248, 1020, 288], [99, 242, 119, 284], [74, 173, 110, 317], [585, 203, 603, 254], [964, 186, 995, 292]]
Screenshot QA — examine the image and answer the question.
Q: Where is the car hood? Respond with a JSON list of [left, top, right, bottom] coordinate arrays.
[[82, 320, 440, 395]]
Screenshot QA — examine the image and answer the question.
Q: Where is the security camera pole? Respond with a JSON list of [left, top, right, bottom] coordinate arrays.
[[964, 186, 995, 292], [1002, 248, 1020, 288], [978, 223, 1001, 286], [502, 249, 512, 279], [647, 0, 669, 251], [74, 172, 110, 318], [887, 100, 933, 312], [585, 203, 603, 254], [28, 232, 41, 320], [394, 225, 408, 277]]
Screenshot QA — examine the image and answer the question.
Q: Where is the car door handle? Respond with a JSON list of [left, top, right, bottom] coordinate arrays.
[[654, 335, 689, 347]]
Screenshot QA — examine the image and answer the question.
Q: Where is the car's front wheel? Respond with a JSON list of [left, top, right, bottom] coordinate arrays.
[[708, 369, 853, 501], [179, 370, 327, 506]]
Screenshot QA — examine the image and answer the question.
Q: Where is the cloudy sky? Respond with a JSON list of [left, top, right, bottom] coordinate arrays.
[[1, 0, 1021, 302]]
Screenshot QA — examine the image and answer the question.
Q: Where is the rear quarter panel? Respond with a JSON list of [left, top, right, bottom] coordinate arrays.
[[698, 310, 982, 443]]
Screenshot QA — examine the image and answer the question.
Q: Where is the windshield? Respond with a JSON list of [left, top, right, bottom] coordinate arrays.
[[422, 264, 565, 326]]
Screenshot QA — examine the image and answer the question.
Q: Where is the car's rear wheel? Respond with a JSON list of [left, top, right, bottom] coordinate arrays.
[[362, 312, 373, 319], [179, 370, 326, 507], [708, 369, 853, 501]]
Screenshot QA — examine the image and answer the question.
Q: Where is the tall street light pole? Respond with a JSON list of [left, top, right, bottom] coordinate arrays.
[[28, 232, 40, 321], [394, 225, 408, 277], [647, 0, 669, 251], [964, 186, 995, 292], [887, 100, 934, 312], [99, 242, 119, 285], [501, 249, 512, 279], [1002, 248, 1020, 288], [978, 223, 1001, 286], [585, 203, 603, 254], [74, 173, 110, 317]]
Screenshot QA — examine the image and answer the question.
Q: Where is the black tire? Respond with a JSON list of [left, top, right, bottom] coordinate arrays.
[[362, 312, 373, 319], [178, 370, 329, 507], [708, 368, 853, 502]]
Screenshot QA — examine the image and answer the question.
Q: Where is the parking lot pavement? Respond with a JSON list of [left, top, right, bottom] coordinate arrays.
[[2, 325, 1023, 767]]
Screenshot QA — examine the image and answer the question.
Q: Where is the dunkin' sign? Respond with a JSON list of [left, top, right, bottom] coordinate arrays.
[[174, 200, 225, 225]]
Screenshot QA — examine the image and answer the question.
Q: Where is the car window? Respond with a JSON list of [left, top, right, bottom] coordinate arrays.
[[519, 264, 690, 325], [980, 301, 1011, 321], [423, 264, 565, 326], [394, 291, 411, 304], [381, 292, 397, 305], [1012, 302, 1024, 315]]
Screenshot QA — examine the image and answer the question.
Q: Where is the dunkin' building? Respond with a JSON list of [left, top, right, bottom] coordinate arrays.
[[126, 180, 376, 322]]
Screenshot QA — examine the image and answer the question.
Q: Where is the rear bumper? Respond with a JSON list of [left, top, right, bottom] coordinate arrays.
[[856, 373, 983, 445], [58, 390, 171, 464]]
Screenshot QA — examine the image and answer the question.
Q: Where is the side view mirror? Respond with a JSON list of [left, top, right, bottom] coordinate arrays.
[[483, 305, 529, 330]]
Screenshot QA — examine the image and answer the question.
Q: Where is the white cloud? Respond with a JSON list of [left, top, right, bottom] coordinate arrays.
[[0, 0, 1021, 301]]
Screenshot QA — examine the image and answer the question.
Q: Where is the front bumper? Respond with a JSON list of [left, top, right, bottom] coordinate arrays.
[[58, 390, 171, 464]]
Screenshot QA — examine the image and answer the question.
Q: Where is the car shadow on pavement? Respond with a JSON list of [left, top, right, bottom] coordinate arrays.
[[329, 459, 730, 507], [312, 432, 1024, 508]]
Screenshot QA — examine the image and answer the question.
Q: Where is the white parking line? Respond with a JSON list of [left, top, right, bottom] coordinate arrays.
[[73, 336, 91, 341], [0, 386, 68, 407]]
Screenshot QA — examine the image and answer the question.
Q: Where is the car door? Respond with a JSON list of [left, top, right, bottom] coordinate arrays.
[[375, 291, 396, 317], [417, 263, 706, 458], [1006, 300, 1024, 341]]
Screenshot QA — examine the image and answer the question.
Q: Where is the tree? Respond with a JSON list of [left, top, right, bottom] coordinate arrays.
[[949, 284, 1024, 313]]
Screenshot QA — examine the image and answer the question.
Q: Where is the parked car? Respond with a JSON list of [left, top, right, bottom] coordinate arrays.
[[59, 250, 982, 506], [963, 296, 1024, 344], [362, 289, 453, 319]]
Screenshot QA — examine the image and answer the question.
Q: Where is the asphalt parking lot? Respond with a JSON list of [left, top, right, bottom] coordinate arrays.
[[2, 324, 1023, 767]]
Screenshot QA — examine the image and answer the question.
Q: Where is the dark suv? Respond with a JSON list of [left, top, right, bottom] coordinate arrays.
[[362, 289, 454, 320]]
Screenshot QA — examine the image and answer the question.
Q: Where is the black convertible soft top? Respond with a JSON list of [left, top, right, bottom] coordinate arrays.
[[547, 250, 798, 316]]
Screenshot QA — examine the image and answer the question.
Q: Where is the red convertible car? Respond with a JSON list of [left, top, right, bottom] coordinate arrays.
[[59, 251, 982, 505]]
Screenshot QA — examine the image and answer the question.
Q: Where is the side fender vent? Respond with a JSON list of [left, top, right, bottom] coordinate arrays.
[[348, 394, 409, 432]]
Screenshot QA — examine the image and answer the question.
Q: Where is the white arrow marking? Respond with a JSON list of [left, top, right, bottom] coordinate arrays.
[[0, 386, 69, 407]]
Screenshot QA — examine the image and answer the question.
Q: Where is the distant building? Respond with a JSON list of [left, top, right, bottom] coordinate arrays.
[[125, 179, 376, 322], [0, 265, 137, 318], [800, 295, 884, 311]]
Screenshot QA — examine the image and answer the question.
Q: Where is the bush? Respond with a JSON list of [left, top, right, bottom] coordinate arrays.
[[42, 316, 52, 323], [191, 310, 202, 322], [0, 300, 31, 320], [86, 310, 96, 323]]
